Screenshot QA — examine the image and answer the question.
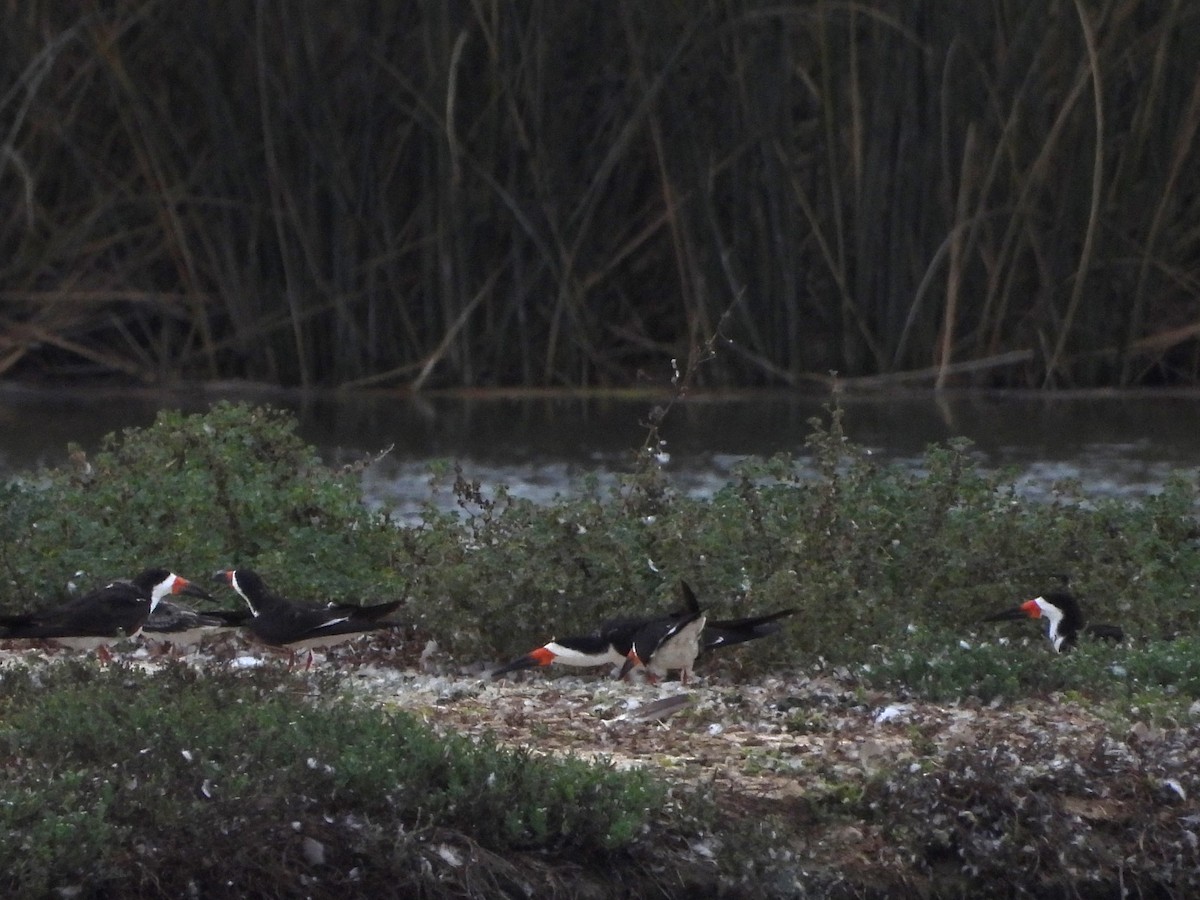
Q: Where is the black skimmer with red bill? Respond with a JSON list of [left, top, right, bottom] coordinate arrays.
[[489, 615, 651, 678], [982, 591, 1125, 653], [212, 568, 402, 665], [0, 568, 211, 656], [491, 580, 796, 682], [489, 582, 705, 679]]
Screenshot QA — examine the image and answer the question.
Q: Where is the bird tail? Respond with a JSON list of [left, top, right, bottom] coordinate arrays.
[[703, 608, 796, 650]]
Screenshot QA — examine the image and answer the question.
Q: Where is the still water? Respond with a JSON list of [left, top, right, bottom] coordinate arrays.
[[1, 385, 1197, 522]]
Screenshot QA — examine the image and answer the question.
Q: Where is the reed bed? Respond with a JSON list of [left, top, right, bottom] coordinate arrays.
[[0, 0, 1197, 388]]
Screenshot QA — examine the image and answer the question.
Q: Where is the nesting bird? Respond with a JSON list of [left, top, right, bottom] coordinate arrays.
[[0, 568, 211, 657], [212, 568, 403, 666]]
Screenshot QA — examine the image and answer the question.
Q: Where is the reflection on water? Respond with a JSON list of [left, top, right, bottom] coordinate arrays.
[[1, 385, 1197, 522]]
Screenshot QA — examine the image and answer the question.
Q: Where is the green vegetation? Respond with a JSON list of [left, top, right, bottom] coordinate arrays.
[[2, 400, 1199, 706], [0, 662, 676, 898], [2, 2, 1199, 388], [1, 401, 1199, 896], [0, 402, 403, 603], [865, 631, 1200, 706]]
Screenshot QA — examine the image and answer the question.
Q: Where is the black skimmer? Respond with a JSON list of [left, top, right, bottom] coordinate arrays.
[[623, 581, 800, 683], [0, 568, 210, 655], [212, 568, 402, 665], [491, 581, 796, 681], [488, 580, 707, 679], [489, 618, 647, 678], [619, 605, 707, 684], [982, 591, 1125, 653]]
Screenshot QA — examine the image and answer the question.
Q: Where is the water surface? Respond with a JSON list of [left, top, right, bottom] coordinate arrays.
[[1, 385, 1197, 521]]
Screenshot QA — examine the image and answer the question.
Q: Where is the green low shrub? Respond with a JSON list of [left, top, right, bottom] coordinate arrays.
[[0, 662, 669, 896], [0, 402, 408, 608], [1, 400, 1198, 702]]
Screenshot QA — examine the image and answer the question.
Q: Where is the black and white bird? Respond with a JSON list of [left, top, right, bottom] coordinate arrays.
[[982, 591, 1124, 653], [0, 568, 211, 654], [492, 580, 796, 682], [489, 625, 635, 677], [618, 603, 707, 684], [212, 568, 402, 664]]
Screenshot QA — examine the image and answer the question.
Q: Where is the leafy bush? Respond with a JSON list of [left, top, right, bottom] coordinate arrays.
[[2, 400, 1199, 702], [0, 402, 408, 608], [0, 662, 670, 896], [2, 401, 1200, 896]]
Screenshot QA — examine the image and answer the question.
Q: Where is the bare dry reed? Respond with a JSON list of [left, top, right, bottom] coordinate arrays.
[[0, 1, 1197, 388]]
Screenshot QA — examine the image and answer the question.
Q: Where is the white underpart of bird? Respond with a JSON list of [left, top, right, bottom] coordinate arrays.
[[642, 615, 706, 683], [542, 640, 626, 667]]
